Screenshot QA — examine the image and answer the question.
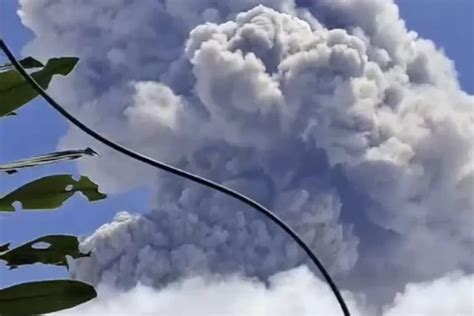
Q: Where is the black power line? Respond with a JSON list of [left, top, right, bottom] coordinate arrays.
[[0, 39, 350, 316]]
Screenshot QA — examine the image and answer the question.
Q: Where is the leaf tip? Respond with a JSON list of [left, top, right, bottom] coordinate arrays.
[[0, 243, 10, 253], [84, 147, 99, 157]]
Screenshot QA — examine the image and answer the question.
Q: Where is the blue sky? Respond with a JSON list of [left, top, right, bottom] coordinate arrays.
[[0, 0, 472, 288]]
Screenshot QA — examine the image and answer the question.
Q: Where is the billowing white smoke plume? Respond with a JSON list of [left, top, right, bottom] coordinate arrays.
[[55, 266, 372, 316], [383, 271, 474, 316], [54, 267, 472, 316], [19, 0, 473, 309]]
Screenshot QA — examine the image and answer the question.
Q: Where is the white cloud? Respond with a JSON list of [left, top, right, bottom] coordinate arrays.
[[56, 268, 473, 316], [58, 266, 371, 316], [383, 272, 474, 316]]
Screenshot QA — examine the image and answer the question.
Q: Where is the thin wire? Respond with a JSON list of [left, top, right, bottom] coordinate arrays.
[[0, 39, 350, 316]]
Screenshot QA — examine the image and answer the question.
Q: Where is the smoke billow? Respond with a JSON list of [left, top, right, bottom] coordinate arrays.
[[54, 266, 372, 316], [19, 0, 473, 311], [53, 267, 472, 316]]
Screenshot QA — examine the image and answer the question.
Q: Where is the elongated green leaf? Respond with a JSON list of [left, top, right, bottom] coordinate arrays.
[[0, 147, 98, 174], [0, 174, 106, 211], [0, 56, 44, 71], [0, 235, 89, 269], [0, 280, 96, 314], [0, 57, 78, 116]]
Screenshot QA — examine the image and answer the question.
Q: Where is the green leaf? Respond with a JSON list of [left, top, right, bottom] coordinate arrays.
[[0, 235, 89, 269], [19, 56, 44, 69], [0, 56, 44, 71], [0, 147, 98, 174], [0, 243, 10, 253], [0, 57, 78, 117], [0, 280, 96, 314], [0, 174, 107, 212]]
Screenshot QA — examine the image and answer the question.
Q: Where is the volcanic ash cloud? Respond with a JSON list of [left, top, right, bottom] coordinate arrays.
[[19, 0, 474, 307]]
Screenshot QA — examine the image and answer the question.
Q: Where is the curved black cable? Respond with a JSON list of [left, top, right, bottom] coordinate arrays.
[[0, 39, 350, 316]]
